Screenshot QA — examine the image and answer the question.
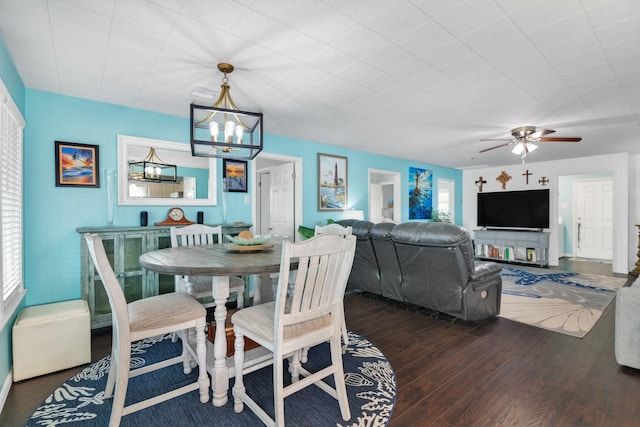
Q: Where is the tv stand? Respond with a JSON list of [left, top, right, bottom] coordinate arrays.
[[474, 229, 549, 267]]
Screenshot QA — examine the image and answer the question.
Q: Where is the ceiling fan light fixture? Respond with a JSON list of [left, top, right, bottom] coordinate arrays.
[[480, 126, 580, 164], [190, 63, 263, 160]]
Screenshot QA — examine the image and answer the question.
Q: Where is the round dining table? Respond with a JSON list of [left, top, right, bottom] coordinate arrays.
[[139, 243, 293, 407]]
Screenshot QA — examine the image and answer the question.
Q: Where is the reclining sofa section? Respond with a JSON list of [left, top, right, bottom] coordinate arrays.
[[338, 220, 502, 321]]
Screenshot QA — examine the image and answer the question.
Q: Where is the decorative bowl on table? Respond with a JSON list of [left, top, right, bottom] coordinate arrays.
[[225, 235, 274, 251]]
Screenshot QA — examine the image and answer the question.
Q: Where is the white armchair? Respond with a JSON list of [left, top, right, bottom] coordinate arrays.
[[615, 277, 640, 369]]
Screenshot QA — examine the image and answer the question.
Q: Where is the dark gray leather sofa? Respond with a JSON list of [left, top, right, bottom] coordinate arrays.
[[337, 219, 502, 321]]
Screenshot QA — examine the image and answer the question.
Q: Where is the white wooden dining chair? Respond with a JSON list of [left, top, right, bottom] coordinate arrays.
[[231, 234, 356, 426], [84, 233, 209, 427], [170, 224, 246, 309], [314, 222, 352, 350], [314, 222, 352, 237]]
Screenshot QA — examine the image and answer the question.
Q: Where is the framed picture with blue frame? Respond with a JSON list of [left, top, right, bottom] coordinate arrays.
[[408, 167, 432, 219]]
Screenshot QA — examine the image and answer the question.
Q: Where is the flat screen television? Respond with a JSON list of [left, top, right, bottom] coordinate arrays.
[[477, 189, 550, 229]]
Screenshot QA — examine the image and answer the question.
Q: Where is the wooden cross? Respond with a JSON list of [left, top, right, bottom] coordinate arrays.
[[538, 176, 549, 186], [522, 169, 532, 184], [475, 176, 487, 192], [496, 171, 512, 190]]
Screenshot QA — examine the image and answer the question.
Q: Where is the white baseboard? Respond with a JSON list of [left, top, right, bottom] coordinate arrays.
[[0, 368, 13, 416]]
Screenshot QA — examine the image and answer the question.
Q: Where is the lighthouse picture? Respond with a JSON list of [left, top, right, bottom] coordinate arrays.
[[318, 153, 347, 211]]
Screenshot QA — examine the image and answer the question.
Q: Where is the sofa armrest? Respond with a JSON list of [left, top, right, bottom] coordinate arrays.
[[470, 261, 502, 285], [615, 285, 640, 368]]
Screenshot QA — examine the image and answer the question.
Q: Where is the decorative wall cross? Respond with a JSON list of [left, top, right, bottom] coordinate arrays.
[[522, 169, 532, 184], [538, 176, 549, 186], [475, 176, 487, 192], [496, 171, 512, 190]]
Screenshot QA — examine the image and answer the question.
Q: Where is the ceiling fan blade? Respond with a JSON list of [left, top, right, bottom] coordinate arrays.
[[479, 142, 512, 153], [538, 137, 582, 142], [479, 138, 513, 141], [529, 129, 555, 139]]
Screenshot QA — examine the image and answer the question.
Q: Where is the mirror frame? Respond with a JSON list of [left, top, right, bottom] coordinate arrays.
[[117, 134, 217, 206]]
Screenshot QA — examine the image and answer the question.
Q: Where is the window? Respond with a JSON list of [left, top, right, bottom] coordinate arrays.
[[437, 178, 455, 222], [0, 78, 26, 328]]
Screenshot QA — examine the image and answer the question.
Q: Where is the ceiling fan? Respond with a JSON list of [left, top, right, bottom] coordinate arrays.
[[479, 126, 582, 162]]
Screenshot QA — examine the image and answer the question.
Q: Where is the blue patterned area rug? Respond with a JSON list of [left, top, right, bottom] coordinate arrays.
[[499, 266, 626, 338], [27, 332, 396, 427]]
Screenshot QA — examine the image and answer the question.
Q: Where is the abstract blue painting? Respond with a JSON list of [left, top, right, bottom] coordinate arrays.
[[408, 167, 432, 220]]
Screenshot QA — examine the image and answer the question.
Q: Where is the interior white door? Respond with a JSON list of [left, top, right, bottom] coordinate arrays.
[[257, 171, 270, 235], [269, 162, 295, 243], [575, 178, 613, 259], [369, 183, 383, 223]]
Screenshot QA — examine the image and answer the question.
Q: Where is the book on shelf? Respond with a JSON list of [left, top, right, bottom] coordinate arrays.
[[526, 247, 536, 262], [503, 246, 515, 261], [491, 246, 500, 258]]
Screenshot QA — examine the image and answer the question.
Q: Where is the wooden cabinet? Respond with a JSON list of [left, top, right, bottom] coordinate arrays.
[[77, 224, 251, 329], [474, 229, 549, 267]]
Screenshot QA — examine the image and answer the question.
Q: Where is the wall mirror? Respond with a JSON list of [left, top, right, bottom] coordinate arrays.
[[117, 134, 217, 206]]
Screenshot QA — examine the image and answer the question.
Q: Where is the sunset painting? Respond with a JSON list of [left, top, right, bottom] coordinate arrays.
[[55, 141, 99, 187], [223, 159, 247, 192]]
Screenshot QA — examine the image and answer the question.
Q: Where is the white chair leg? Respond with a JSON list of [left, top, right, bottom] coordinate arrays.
[[341, 313, 349, 351], [289, 350, 301, 383], [232, 333, 246, 413], [252, 275, 262, 305], [236, 287, 244, 309], [181, 330, 193, 375], [104, 344, 118, 399], [274, 352, 285, 426], [108, 349, 131, 427], [195, 320, 210, 403], [330, 335, 351, 421]]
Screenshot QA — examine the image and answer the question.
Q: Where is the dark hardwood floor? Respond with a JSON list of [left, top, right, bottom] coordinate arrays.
[[2, 259, 639, 426]]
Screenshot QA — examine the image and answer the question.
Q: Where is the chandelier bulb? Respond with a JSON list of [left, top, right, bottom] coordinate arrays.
[[209, 122, 219, 142], [225, 121, 236, 143], [235, 126, 244, 144]]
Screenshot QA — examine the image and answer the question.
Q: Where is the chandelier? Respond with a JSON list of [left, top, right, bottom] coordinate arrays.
[[128, 146, 177, 182], [190, 63, 263, 160]]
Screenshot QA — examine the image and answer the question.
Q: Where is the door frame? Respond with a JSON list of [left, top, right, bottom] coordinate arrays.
[[251, 153, 303, 241], [368, 169, 401, 223], [573, 176, 613, 260]]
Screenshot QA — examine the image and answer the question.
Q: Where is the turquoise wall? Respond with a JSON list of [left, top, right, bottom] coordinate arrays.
[[263, 133, 463, 227], [23, 89, 462, 307], [1, 31, 462, 392], [0, 35, 25, 397]]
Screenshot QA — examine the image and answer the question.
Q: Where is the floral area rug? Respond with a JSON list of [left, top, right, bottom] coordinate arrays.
[[499, 266, 626, 338], [27, 331, 396, 426]]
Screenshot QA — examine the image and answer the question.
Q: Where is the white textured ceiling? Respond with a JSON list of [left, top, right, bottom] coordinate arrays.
[[1, 0, 639, 168]]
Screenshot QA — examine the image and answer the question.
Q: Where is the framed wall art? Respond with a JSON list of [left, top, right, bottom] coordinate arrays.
[[55, 141, 100, 187], [408, 167, 433, 219], [222, 159, 248, 192], [318, 153, 347, 211]]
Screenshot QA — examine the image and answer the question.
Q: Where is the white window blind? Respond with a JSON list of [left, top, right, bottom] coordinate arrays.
[[0, 80, 25, 321]]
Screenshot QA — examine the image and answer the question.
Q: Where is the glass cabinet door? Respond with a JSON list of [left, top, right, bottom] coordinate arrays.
[[120, 234, 144, 302], [157, 235, 175, 295], [93, 237, 115, 317]]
